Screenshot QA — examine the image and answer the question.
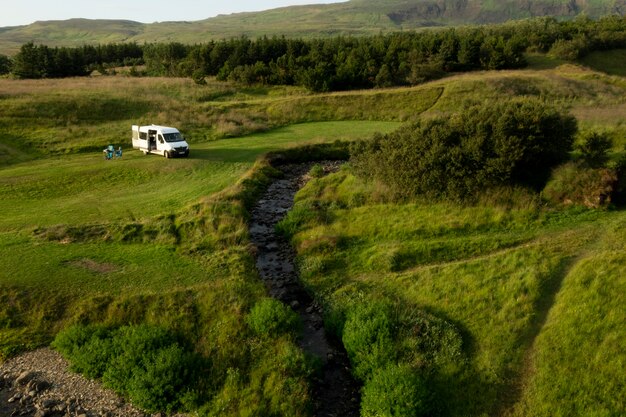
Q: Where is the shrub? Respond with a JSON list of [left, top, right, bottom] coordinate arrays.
[[576, 132, 613, 168], [351, 99, 577, 201], [361, 364, 433, 417], [610, 154, 626, 205], [52, 324, 116, 378], [53, 324, 198, 413], [400, 310, 464, 371], [205, 340, 312, 416], [246, 298, 301, 338], [118, 344, 198, 412], [342, 300, 396, 380], [542, 162, 618, 208]]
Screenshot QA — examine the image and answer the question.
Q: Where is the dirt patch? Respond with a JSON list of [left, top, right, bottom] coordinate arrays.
[[66, 258, 119, 274]]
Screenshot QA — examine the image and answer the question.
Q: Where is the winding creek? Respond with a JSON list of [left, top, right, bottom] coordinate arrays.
[[249, 162, 360, 417]]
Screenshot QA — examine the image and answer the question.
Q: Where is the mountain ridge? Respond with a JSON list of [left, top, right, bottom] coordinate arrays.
[[1, 0, 625, 55]]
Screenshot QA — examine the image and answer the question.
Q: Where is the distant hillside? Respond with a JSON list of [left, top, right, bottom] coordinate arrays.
[[1, 0, 625, 55]]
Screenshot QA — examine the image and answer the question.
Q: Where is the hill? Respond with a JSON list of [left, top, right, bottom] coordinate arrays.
[[1, 0, 625, 55]]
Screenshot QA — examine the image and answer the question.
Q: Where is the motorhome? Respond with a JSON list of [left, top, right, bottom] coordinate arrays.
[[131, 125, 190, 158]]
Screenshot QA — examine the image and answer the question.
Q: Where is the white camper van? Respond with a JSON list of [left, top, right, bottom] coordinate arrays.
[[131, 125, 190, 158]]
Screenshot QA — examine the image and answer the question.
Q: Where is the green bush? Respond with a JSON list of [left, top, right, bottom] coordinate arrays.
[[115, 344, 198, 412], [361, 364, 433, 417], [53, 324, 198, 413], [400, 310, 464, 371], [351, 99, 577, 201], [542, 162, 618, 208], [203, 340, 312, 417], [610, 154, 626, 205], [246, 298, 301, 338], [342, 301, 396, 381], [576, 132, 613, 168], [52, 324, 116, 378]]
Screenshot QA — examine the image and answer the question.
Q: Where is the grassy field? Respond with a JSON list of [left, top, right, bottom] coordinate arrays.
[[1, 53, 625, 415], [274, 55, 626, 415], [282, 167, 626, 416], [0, 75, 406, 414]]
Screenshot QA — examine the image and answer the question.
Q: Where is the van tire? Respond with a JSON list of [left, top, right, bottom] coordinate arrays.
[[164, 151, 170, 159]]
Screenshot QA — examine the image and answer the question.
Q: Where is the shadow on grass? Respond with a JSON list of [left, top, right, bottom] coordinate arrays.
[[409, 305, 497, 417], [491, 252, 587, 417]]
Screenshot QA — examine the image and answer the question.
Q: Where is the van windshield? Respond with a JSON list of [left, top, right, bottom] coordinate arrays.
[[163, 132, 184, 143]]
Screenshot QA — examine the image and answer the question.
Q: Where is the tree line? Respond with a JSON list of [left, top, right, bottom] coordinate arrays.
[[1, 15, 625, 91], [1, 42, 143, 78]]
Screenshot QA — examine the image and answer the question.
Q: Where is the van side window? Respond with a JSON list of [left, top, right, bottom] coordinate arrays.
[[139, 132, 147, 140], [158, 134, 164, 144]]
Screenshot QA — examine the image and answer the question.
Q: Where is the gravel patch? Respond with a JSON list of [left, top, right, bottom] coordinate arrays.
[[0, 348, 182, 417]]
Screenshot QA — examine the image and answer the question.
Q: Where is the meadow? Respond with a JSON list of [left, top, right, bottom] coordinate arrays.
[[282, 167, 625, 415], [1, 50, 625, 415]]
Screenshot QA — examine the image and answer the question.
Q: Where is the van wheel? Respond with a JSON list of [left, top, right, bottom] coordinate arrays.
[[165, 151, 170, 159]]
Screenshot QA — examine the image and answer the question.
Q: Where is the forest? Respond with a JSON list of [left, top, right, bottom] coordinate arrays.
[[1, 15, 625, 91]]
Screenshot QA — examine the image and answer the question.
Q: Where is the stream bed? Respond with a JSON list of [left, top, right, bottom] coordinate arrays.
[[249, 162, 360, 417]]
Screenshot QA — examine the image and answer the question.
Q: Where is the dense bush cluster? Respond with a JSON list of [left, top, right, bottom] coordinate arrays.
[[361, 364, 432, 417], [0, 54, 10, 75], [351, 99, 577, 201], [342, 301, 397, 381], [8, 16, 626, 90], [52, 324, 199, 413]]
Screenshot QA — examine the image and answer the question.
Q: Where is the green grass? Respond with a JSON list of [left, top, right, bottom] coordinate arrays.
[[0, 121, 397, 231], [0, 75, 402, 414], [280, 168, 626, 416], [0, 233, 212, 294], [511, 217, 626, 417]]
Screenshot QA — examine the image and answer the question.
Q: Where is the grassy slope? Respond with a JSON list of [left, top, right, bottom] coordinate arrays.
[[287, 170, 626, 416], [511, 219, 626, 417]]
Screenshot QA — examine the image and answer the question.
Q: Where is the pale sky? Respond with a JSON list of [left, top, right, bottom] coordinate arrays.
[[0, 0, 346, 27]]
